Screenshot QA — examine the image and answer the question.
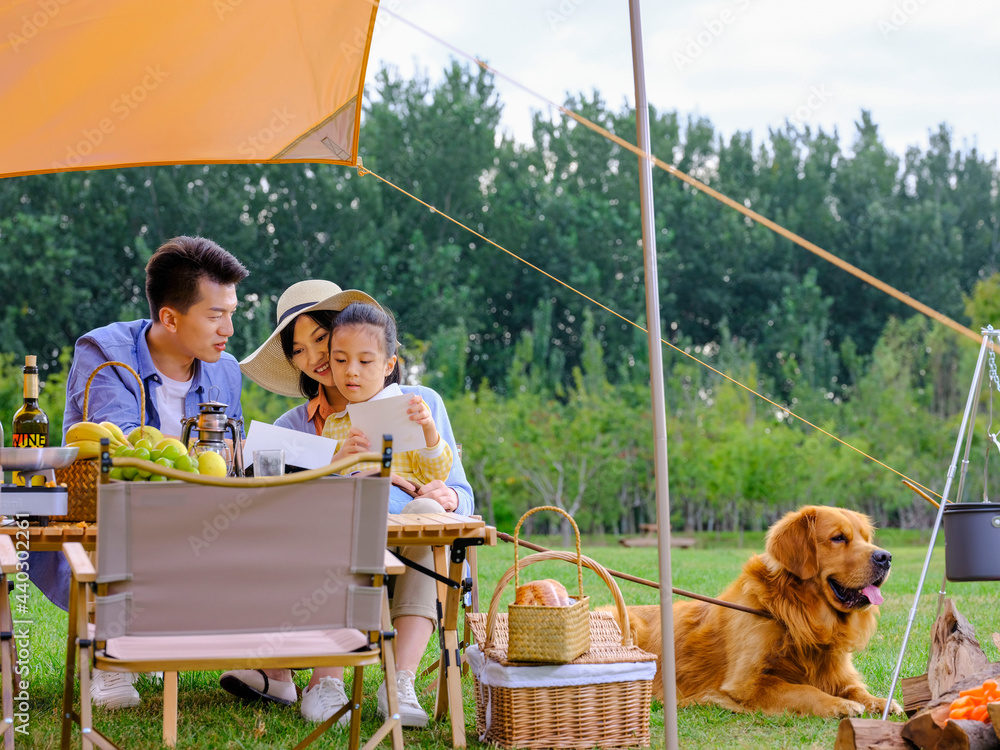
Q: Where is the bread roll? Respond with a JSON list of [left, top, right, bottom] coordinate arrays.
[[514, 578, 570, 607]]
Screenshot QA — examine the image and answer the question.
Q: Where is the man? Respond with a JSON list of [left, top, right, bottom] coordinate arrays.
[[62, 235, 247, 438], [35, 235, 248, 708]]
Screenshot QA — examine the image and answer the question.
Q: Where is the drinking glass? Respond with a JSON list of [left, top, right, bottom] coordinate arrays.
[[253, 449, 285, 477]]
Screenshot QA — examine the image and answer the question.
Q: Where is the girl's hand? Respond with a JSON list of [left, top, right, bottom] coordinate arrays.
[[333, 427, 371, 462], [416, 480, 459, 512], [407, 395, 440, 448]]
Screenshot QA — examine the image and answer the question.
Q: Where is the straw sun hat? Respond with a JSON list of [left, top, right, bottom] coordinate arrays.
[[240, 280, 380, 398]]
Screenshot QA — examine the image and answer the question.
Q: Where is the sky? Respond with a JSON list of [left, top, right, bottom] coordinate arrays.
[[367, 0, 1000, 162]]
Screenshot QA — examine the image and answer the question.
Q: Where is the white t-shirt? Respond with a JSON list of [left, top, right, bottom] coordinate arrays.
[[154, 370, 192, 438]]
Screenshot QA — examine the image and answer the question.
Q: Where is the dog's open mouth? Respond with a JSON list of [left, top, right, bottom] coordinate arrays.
[[828, 577, 885, 607]]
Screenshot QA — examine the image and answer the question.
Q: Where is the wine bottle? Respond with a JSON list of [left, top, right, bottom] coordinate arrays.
[[12, 355, 50, 486]]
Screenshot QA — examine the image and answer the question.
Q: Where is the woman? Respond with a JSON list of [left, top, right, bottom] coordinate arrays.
[[224, 280, 472, 728]]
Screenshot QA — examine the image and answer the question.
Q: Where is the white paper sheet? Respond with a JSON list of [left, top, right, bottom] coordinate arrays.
[[241, 420, 337, 470], [347, 386, 426, 453]]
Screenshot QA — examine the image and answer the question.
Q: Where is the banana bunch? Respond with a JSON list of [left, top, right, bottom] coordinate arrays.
[[65, 421, 131, 460]]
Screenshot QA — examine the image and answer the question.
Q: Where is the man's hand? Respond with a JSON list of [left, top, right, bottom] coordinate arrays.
[[415, 479, 459, 512]]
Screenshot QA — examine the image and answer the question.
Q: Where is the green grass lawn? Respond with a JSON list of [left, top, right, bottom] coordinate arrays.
[[20, 529, 1000, 749]]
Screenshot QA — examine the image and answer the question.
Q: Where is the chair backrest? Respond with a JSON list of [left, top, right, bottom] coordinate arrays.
[[94, 476, 390, 640]]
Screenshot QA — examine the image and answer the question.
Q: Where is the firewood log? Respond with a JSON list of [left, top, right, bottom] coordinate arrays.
[[902, 706, 1000, 750], [903, 673, 933, 716], [834, 718, 914, 749], [929, 599, 990, 703], [989, 703, 1000, 742]]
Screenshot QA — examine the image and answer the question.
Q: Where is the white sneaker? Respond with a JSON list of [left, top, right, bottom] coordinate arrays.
[[377, 669, 428, 728], [301, 677, 350, 726], [90, 670, 140, 709]]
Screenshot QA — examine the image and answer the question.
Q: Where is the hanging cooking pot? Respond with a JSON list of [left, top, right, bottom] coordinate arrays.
[[943, 502, 1000, 581]]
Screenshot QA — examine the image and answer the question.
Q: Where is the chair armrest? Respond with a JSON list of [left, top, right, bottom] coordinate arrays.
[[384, 549, 405, 576], [0, 535, 17, 574], [63, 542, 96, 582]]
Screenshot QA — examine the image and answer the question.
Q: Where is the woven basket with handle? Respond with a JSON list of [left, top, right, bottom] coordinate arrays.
[[53, 360, 145, 522], [468, 549, 657, 749], [497, 505, 591, 663]]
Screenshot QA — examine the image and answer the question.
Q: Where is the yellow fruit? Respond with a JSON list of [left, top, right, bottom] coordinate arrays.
[[127, 425, 165, 446], [65, 421, 115, 445], [99, 421, 130, 446], [197, 451, 228, 477], [66, 439, 102, 460]]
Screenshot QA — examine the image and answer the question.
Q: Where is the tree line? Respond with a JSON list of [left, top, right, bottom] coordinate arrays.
[[2, 60, 999, 534]]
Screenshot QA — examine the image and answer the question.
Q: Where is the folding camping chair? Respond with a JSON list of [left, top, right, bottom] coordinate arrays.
[[61, 473, 403, 750], [0, 535, 17, 750]]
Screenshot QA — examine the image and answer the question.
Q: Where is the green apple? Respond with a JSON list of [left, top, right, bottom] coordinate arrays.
[[159, 444, 185, 462], [127, 425, 165, 446]]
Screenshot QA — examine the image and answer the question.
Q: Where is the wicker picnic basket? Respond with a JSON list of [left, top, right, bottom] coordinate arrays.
[[504, 506, 591, 663], [53, 360, 145, 522], [467, 549, 657, 749]]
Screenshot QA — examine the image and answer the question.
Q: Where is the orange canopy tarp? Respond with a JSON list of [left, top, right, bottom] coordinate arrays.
[[0, 0, 379, 177]]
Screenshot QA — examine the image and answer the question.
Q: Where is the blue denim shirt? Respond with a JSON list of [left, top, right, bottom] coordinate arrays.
[[33, 319, 245, 612], [62, 319, 244, 440], [274, 384, 474, 516]]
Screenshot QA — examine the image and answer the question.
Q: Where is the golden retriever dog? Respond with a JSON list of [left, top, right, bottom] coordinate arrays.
[[619, 505, 900, 718]]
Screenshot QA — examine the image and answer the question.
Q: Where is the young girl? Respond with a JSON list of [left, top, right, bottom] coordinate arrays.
[[233, 280, 471, 728], [322, 301, 453, 486]]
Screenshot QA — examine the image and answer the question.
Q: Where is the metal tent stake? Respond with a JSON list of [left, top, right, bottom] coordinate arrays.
[[882, 326, 999, 719]]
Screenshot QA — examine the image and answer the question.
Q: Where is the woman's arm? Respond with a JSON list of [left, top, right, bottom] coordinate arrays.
[[273, 403, 311, 432]]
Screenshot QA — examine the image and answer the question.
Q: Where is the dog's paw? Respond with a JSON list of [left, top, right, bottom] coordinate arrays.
[[831, 698, 867, 718], [856, 694, 902, 716]]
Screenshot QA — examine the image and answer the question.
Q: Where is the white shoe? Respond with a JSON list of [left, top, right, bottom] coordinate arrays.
[[301, 677, 350, 725], [90, 670, 140, 709], [377, 670, 428, 728]]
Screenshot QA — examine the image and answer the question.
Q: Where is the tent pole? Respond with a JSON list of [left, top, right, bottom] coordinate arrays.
[[881, 328, 995, 719], [628, 1, 679, 748]]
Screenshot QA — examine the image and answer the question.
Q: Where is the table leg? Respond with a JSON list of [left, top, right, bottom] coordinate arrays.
[[444, 562, 466, 747], [431, 546, 467, 748], [432, 546, 449, 721]]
